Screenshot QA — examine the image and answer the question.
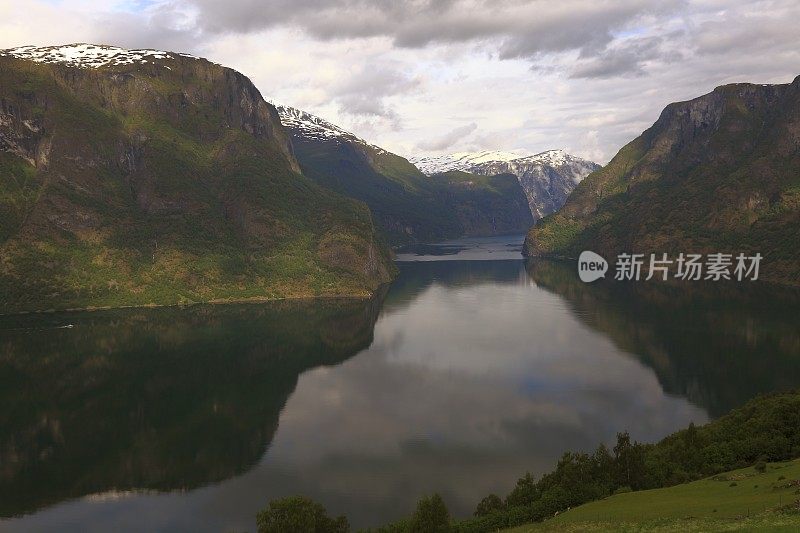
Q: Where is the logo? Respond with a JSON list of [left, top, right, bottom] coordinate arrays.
[[578, 251, 608, 282]]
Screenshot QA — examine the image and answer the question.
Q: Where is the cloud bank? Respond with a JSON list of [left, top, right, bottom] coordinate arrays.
[[1, 0, 799, 162]]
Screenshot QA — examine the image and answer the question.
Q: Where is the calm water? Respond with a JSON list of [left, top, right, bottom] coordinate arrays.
[[2, 235, 800, 531]]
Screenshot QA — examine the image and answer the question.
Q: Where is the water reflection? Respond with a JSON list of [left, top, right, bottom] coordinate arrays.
[[257, 260, 707, 526], [0, 297, 383, 522], [527, 259, 800, 416], [394, 234, 525, 261], [2, 251, 799, 532]]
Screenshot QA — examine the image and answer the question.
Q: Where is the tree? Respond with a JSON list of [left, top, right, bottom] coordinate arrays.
[[592, 444, 614, 488], [506, 472, 539, 507], [256, 496, 349, 533], [474, 493, 504, 516], [411, 494, 450, 532], [613, 432, 647, 490]]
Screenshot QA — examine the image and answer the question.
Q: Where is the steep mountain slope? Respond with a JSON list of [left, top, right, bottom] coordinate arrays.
[[411, 149, 599, 220], [524, 77, 800, 285], [428, 171, 534, 236], [277, 106, 533, 244], [0, 44, 394, 313], [469, 150, 600, 219]]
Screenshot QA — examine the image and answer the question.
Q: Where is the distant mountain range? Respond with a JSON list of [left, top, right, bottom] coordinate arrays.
[[411, 149, 600, 220], [525, 77, 800, 285], [276, 105, 534, 244], [277, 105, 599, 242]]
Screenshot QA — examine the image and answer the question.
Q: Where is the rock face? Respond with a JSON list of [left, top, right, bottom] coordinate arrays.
[[525, 77, 800, 285], [277, 105, 533, 244], [410, 149, 599, 221], [0, 44, 394, 313], [467, 150, 600, 220]]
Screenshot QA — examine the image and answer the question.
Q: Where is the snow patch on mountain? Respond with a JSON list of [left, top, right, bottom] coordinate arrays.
[[276, 105, 385, 153], [409, 150, 525, 175], [0, 43, 200, 69], [410, 149, 582, 176], [410, 148, 600, 220], [514, 149, 570, 168]]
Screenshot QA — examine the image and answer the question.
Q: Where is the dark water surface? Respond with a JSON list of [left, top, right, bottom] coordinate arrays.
[[2, 235, 800, 531]]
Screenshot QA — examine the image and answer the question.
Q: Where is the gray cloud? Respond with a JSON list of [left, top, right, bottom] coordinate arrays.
[[692, 11, 800, 57], [569, 34, 682, 79], [92, 8, 200, 53], [185, 0, 683, 60], [330, 65, 422, 120], [417, 123, 478, 151], [3, 0, 800, 162]]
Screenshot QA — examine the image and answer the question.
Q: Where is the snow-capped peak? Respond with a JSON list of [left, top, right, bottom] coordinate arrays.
[[412, 148, 600, 220], [409, 150, 525, 175], [0, 43, 200, 69], [519, 149, 569, 167], [408, 148, 589, 175], [275, 105, 384, 153], [276, 105, 355, 141]]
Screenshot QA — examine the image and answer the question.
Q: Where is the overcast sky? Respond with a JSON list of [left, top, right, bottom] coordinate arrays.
[[1, 0, 798, 163]]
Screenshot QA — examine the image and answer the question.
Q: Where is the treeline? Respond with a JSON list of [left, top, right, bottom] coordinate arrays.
[[256, 391, 800, 532]]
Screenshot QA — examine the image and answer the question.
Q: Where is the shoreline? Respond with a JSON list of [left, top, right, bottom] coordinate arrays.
[[0, 289, 383, 318]]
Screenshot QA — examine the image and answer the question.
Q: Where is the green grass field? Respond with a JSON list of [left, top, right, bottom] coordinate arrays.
[[507, 460, 800, 532]]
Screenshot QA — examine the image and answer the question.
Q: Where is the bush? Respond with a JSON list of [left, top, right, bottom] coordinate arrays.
[[755, 460, 767, 474], [452, 512, 508, 533], [256, 496, 349, 533], [410, 494, 450, 533], [613, 485, 633, 495]]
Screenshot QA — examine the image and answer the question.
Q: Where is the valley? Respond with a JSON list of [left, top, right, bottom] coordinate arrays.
[[1, 37, 799, 533]]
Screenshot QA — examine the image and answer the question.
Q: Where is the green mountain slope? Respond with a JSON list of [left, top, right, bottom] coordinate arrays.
[[428, 170, 534, 236], [524, 77, 800, 285], [278, 106, 533, 244], [0, 45, 394, 314], [508, 459, 800, 532], [256, 391, 800, 532]]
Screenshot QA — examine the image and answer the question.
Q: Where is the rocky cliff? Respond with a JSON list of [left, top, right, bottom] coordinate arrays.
[[0, 45, 394, 313], [525, 77, 800, 285], [467, 150, 600, 220]]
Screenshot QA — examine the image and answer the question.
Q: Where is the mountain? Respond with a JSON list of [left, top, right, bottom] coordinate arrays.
[[276, 106, 533, 244], [426, 170, 534, 237], [410, 149, 600, 220], [524, 77, 800, 285], [0, 44, 394, 314], [467, 150, 600, 220], [410, 150, 524, 174]]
